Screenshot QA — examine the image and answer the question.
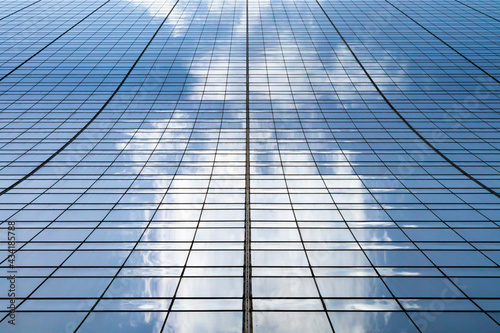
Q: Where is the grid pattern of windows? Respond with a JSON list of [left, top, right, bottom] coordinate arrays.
[[0, 0, 499, 332]]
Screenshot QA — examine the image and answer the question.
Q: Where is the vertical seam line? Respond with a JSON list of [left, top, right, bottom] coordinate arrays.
[[244, 0, 253, 329]]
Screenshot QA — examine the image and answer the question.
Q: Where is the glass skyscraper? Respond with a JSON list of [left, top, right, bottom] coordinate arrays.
[[1, 0, 499, 332]]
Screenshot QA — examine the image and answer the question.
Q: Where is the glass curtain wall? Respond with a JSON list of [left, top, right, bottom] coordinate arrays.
[[0, 0, 499, 332]]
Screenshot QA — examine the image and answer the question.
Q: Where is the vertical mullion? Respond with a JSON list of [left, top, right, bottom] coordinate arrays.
[[243, 0, 253, 329]]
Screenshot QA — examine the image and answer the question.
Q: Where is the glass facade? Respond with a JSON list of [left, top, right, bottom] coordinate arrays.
[[0, 0, 499, 332]]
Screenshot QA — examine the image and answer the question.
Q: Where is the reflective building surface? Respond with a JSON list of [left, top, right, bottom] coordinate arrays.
[[0, 0, 500, 332]]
